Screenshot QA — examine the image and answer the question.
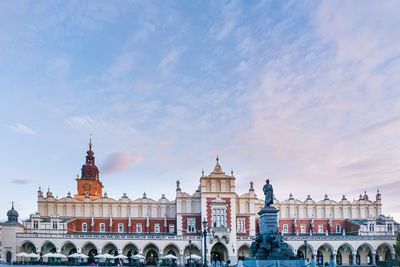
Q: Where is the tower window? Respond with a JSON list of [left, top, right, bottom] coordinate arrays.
[[336, 224, 341, 233], [283, 224, 288, 233], [52, 221, 58, 229], [118, 223, 124, 233], [100, 223, 105, 232], [154, 224, 160, 233], [33, 221, 39, 229]]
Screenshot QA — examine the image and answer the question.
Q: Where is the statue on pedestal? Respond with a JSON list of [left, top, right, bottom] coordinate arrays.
[[263, 179, 273, 207]]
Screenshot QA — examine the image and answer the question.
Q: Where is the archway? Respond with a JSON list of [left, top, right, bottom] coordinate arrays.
[[184, 243, 201, 265], [317, 244, 334, 266], [143, 243, 159, 265], [377, 243, 394, 262], [41, 241, 57, 263], [210, 242, 228, 264], [82, 242, 98, 264], [237, 245, 250, 261], [102, 242, 118, 256], [6, 251, 12, 263], [357, 243, 374, 265], [61, 242, 77, 262], [337, 243, 354, 265], [297, 243, 314, 262], [163, 244, 180, 264], [20, 241, 36, 253], [123, 243, 139, 263]]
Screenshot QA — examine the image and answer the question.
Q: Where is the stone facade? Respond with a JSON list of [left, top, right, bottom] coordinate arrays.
[[0, 142, 398, 265]]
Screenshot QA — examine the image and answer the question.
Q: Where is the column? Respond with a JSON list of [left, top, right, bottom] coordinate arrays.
[[333, 254, 336, 265], [372, 253, 376, 265], [352, 253, 356, 265], [180, 253, 183, 266]]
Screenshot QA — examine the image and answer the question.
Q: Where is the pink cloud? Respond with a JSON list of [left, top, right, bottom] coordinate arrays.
[[101, 151, 142, 174], [11, 177, 29, 184]]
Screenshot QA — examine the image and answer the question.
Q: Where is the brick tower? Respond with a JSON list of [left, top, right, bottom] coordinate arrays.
[[75, 138, 103, 200]]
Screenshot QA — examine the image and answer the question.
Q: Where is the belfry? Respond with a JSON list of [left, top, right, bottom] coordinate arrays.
[[75, 137, 103, 200]]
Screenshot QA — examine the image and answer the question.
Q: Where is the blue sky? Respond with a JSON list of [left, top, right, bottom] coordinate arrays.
[[1, 1, 400, 221]]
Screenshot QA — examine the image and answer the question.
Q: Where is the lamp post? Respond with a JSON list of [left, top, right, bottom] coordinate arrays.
[[189, 239, 192, 267], [304, 240, 308, 262], [202, 219, 208, 267]]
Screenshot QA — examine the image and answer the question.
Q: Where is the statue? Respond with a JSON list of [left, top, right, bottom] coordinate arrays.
[[263, 179, 273, 207]]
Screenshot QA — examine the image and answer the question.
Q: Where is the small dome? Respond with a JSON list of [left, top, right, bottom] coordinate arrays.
[[7, 208, 18, 217]]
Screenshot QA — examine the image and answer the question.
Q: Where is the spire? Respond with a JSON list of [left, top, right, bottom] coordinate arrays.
[[89, 134, 92, 151], [81, 136, 99, 181], [212, 155, 223, 173]]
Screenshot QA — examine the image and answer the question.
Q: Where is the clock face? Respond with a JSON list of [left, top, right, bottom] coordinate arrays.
[[83, 183, 91, 191]]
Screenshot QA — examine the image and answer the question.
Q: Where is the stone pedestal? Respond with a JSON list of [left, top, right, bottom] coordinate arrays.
[[258, 206, 279, 234], [243, 259, 306, 267]]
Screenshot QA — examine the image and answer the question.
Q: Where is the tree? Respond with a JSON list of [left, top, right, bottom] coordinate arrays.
[[394, 234, 400, 258]]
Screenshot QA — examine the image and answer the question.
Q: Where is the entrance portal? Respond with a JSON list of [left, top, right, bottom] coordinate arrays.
[[211, 243, 228, 263]]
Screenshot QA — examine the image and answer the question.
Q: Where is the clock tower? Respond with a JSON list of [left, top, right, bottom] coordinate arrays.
[[75, 138, 103, 200]]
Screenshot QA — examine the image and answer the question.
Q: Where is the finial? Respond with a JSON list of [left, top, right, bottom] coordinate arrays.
[[231, 169, 233, 176], [216, 155, 219, 163], [250, 181, 254, 190], [89, 133, 93, 150], [202, 169, 204, 176], [12, 201, 14, 209], [76, 174, 79, 179]]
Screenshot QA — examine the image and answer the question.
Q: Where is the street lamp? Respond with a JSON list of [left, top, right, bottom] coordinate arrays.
[[202, 219, 208, 267], [304, 240, 308, 262], [189, 239, 192, 267]]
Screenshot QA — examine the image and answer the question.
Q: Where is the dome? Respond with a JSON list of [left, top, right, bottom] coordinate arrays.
[[7, 207, 18, 217]]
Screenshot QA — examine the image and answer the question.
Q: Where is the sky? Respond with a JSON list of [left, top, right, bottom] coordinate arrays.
[[1, 1, 400, 221]]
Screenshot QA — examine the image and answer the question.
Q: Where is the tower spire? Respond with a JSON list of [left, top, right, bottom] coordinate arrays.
[[89, 133, 93, 150]]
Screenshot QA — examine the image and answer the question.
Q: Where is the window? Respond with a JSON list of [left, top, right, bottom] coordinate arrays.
[[300, 224, 306, 233], [318, 224, 323, 233], [155, 224, 160, 233], [33, 221, 39, 229], [118, 223, 124, 233], [52, 221, 58, 229], [336, 224, 341, 233], [82, 223, 87, 232], [169, 224, 175, 233], [212, 208, 226, 227], [187, 218, 196, 233], [237, 218, 245, 233], [100, 223, 105, 233], [283, 224, 288, 233], [369, 224, 375, 232], [136, 223, 142, 233], [387, 223, 393, 231]]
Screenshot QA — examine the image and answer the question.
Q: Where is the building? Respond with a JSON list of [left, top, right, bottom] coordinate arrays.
[[1, 140, 399, 265]]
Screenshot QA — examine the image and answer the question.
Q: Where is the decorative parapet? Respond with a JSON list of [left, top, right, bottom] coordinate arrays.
[[16, 232, 201, 240], [237, 234, 396, 242]]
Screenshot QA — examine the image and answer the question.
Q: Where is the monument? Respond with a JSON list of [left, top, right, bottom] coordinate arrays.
[[244, 179, 306, 267]]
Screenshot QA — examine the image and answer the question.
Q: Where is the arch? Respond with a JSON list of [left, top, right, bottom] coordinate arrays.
[[377, 243, 394, 262], [61, 241, 77, 256], [297, 243, 315, 262], [143, 243, 159, 265], [82, 242, 98, 264], [40, 240, 56, 254], [19, 241, 36, 253], [337, 243, 355, 265], [210, 242, 228, 263], [184, 243, 201, 264], [102, 242, 118, 255], [357, 243, 374, 265], [122, 242, 139, 256], [237, 244, 250, 261], [163, 243, 180, 257], [317, 243, 334, 266]]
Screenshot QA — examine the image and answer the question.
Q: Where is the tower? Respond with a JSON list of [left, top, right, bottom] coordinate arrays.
[[75, 138, 103, 200], [1, 202, 24, 263]]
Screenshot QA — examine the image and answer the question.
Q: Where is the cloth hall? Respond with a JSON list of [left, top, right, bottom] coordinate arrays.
[[1, 140, 398, 266]]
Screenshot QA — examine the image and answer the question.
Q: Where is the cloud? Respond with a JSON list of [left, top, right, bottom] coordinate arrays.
[[11, 177, 29, 184], [9, 123, 35, 135], [101, 151, 142, 174]]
